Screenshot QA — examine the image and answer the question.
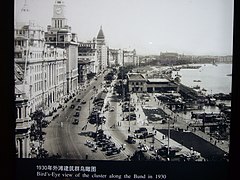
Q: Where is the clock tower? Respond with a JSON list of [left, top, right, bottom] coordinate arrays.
[[52, 0, 67, 29]]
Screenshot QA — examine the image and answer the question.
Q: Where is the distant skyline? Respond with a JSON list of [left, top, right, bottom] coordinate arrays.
[[15, 0, 234, 56]]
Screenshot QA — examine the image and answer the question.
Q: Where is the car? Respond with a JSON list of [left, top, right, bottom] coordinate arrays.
[[76, 106, 81, 111], [141, 145, 149, 152], [77, 98, 81, 102], [74, 111, 80, 117], [135, 127, 148, 134], [103, 89, 108, 93], [57, 104, 63, 109], [126, 135, 136, 144], [81, 100, 86, 104], [109, 106, 115, 112], [106, 147, 120, 156], [72, 119, 79, 125]]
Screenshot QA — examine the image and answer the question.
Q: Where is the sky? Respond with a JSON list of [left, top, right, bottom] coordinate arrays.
[[15, 0, 234, 56]]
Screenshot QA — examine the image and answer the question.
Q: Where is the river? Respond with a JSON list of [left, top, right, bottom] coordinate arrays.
[[172, 63, 232, 95]]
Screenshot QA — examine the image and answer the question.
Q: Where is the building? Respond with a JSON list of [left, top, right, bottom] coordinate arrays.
[[160, 52, 179, 61], [123, 49, 139, 67], [217, 56, 232, 63], [128, 73, 147, 92], [108, 49, 119, 67], [14, 20, 67, 114], [96, 26, 108, 71], [146, 78, 178, 93], [15, 80, 31, 158], [128, 73, 178, 93], [117, 49, 124, 66], [14, 1, 68, 158], [45, 0, 79, 95]]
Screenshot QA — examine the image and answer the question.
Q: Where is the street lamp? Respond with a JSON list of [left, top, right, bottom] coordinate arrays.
[[128, 91, 132, 133], [167, 116, 170, 156]]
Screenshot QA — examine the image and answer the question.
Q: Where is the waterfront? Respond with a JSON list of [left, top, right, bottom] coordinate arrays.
[[172, 63, 232, 95]]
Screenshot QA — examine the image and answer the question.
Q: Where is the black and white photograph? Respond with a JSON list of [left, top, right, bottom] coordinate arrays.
[[12, 0, 236, 179]]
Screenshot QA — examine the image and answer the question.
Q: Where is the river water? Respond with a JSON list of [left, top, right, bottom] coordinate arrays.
[[172, 63, 232, 95], [171, 63, 232, 115]]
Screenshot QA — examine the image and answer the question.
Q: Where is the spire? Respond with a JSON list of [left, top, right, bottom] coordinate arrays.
[[21, 0, 29, 12], [97, 25, 105, 39], [55, 0, 64, 4], [16, 0, 31, 27]]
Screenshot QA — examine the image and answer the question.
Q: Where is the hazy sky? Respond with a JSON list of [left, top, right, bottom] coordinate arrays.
[[15, 0, 234, 56]]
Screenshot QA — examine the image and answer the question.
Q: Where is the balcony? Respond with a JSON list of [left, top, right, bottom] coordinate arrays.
[[15, 118, 32, 132]]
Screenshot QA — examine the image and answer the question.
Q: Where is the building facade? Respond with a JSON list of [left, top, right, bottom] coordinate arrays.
[[78, 40, 98, 74], [128, 73, 147, 92], [15, 22, 68, 114], [123, 49, 139, 67], [15, 85, 31, 158], [96, 26, 108, 71], [45, 0, 79, 95], [14, 1, 69, 157]]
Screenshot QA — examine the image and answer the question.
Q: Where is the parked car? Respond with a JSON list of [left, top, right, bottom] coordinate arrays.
[[81, 100, 86, 104], [76, 106, 81, 111], [109, 106, 115, 112], [135, 127, 148, 134], [105, 147, 120, 156], [74, 111, 80, 117], [72, 119, 79, 125], [126, 135, 136, 144]]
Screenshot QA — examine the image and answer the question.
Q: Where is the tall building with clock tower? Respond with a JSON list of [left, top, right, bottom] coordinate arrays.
[[45, 0, 79, 96], [52, 0, 68, 29]]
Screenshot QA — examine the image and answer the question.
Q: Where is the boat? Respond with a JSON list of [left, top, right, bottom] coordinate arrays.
[[193, 80, 201, 82], [181, 64, 201, 69], [226, 74, 232, 76], [193, 85, 201, 89]]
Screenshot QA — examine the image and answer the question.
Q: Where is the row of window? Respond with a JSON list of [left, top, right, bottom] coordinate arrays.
[[15, 29, 44, 37], [55, 20, 63, 29], [131, 82, 144, 85], [29, 62, 65, 73], [32, 73, 66, 92]]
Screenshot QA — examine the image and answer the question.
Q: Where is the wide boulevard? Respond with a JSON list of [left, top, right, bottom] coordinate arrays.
[[43, 71, 141, 160]]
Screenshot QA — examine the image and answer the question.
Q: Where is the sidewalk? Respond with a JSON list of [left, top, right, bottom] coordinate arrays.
[[130, 93, 194, 157]]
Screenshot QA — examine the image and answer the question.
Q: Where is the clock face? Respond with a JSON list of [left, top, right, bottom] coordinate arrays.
[[55, 7, 62, 15]]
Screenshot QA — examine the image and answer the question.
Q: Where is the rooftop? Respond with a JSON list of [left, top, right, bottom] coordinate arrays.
[[147, 78, 169, 83], [128, 73, 145, 80], [97, 26, 105, 39]]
